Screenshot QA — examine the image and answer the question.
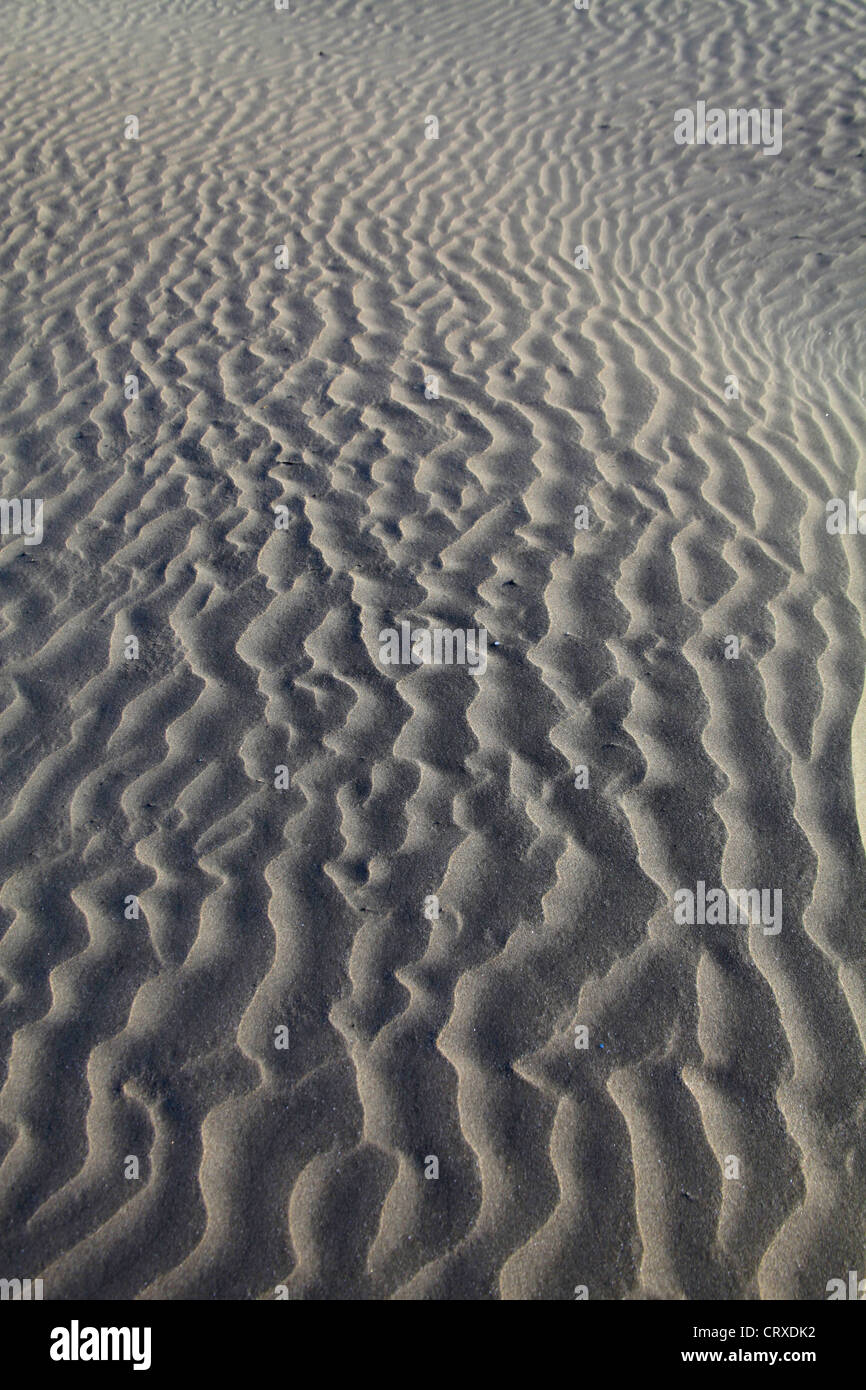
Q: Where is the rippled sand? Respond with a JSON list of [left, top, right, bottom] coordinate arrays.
[[0, 0, 864, 1299]]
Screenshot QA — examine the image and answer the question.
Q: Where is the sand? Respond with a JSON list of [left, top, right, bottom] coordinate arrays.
[[0, 0, 864, 1300]]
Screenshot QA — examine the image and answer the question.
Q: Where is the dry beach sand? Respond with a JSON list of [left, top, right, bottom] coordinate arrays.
[[0, 0, 865, 1300]]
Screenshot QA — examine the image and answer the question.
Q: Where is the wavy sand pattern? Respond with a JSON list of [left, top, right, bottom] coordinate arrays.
[[0, 0, 864, 1300]]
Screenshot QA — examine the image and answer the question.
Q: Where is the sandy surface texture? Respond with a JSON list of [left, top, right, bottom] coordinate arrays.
[[0, 0, 864, 1300]]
